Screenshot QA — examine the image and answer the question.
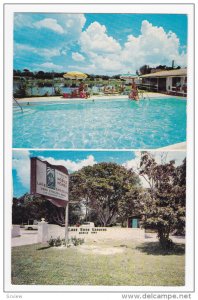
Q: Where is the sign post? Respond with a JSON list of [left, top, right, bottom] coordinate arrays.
[[30, 157, 69, 246], [65, 202, 69, 246]]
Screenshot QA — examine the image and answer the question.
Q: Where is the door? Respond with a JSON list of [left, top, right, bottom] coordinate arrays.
[[158, 78, 166, 91], [131, 218, 138, 228]]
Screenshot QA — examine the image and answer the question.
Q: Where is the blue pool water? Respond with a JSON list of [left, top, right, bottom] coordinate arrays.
[[13, 97, 186, 149]]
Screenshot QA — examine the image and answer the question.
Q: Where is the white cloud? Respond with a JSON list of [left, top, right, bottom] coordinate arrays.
[[64, 14, 86, 30], [68, 64, 97, 73], [78, 19, 187, 74], [39, 155, 97, 173], [15, 43, 61, 59], [80, 22, 121, 55], [123, 151, 186, 171], [53, 14, 86, 40], [78, 22, 123, 73], [34, 18, 64, 34], [122, 152, 141, 171], [13, 151, 97, 189], [121, 20, 187, 70], [13, 150, 30, 188], [91, 54, 123, 72], [72, 52, 85, 61], [123, 151, 186, 188], [152, 151, 186, 167], [14, 13, 34, 28], [37, 62, 64, 71], [14, 13, 86, 37]]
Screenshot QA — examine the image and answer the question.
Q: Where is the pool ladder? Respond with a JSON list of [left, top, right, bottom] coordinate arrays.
[[138, 91, 150, 100], [13, 97, 23, 113]]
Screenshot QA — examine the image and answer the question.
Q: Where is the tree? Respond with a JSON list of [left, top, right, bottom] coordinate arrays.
[[139, 65, 152, 75], [173, 158, 186, 235], [12, 197, 26, 224], [118, 187, 145, 227], [12, 193, 82, 226], [139, 152, 186, 249], [69, 163, 140, 226]]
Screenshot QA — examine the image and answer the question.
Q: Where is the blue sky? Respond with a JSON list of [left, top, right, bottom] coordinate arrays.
[[14, 13, 187, 75], [12, 150, 186, 198]]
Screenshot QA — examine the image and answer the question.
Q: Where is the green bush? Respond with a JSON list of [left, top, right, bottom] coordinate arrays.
[[48, 236, 84, 247], [48, 236, 62, 247], [70, 236, 84, 246], [48, 237, 56, 247], [54, 236, 62, 247]]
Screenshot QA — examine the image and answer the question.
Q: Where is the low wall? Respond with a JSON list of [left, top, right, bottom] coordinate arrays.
[[12, 225, 21, 237], [48, 225, 145, 241]]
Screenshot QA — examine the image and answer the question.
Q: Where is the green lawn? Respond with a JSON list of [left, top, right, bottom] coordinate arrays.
[[11, 240, 185, 286]]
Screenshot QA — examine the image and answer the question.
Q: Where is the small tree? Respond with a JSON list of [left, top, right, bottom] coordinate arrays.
[[139, 152, 186, 249]]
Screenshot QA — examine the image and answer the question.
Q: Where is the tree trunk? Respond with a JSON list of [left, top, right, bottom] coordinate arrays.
[[158, 227, 173, 250]]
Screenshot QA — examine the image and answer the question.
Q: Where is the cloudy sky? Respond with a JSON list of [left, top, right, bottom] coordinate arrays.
[[12, 150, 186, 198], [14, 13, 187, 75]]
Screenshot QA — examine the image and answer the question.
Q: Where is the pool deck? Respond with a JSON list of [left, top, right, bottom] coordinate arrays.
[[158, 142, 186, 151], [15, 92, 179, 103]]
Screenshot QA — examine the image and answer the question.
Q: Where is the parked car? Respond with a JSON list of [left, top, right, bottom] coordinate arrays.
[[25, 220, 38, 230]]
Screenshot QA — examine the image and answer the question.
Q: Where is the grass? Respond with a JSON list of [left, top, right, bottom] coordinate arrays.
[[11, 239, 185, 286]]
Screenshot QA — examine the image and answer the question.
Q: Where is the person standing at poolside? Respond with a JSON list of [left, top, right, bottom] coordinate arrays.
[[129, 80, 139, 101]]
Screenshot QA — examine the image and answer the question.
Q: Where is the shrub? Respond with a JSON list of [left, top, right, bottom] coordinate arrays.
[[48, 237, 56, 247], [48, 236, 84, 247], [54, 236, 62, 247], [48, 236, 62, 247], [70, 236, 84, 246]]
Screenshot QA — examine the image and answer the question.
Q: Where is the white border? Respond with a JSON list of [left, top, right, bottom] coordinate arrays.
[[3, 1, 195, 294]]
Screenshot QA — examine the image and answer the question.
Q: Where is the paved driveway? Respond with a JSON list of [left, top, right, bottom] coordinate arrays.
[[12, 229, 38, 247]]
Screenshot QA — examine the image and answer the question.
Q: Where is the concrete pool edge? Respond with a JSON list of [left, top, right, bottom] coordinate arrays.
[[14, 92, 186, 104]]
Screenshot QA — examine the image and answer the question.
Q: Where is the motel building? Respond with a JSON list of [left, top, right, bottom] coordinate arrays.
[[139, 68, 187, 96]]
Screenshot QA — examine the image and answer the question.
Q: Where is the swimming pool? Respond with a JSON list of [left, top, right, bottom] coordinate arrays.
[[13, 97, 186, 149]]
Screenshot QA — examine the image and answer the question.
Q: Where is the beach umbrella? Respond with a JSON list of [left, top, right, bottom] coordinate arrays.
[[120, 73, 138, 80], [63, 71, 88, 80], [120, 73, 139, 86]]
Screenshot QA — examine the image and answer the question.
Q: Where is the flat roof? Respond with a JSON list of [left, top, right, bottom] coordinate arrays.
[[140, 68, 187, 78]]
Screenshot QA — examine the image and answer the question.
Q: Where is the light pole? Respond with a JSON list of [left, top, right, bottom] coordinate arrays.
[[52, 70, 55, 95]]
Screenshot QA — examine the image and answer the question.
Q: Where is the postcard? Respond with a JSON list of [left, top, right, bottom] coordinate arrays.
[[2, 1, 196, 299]]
